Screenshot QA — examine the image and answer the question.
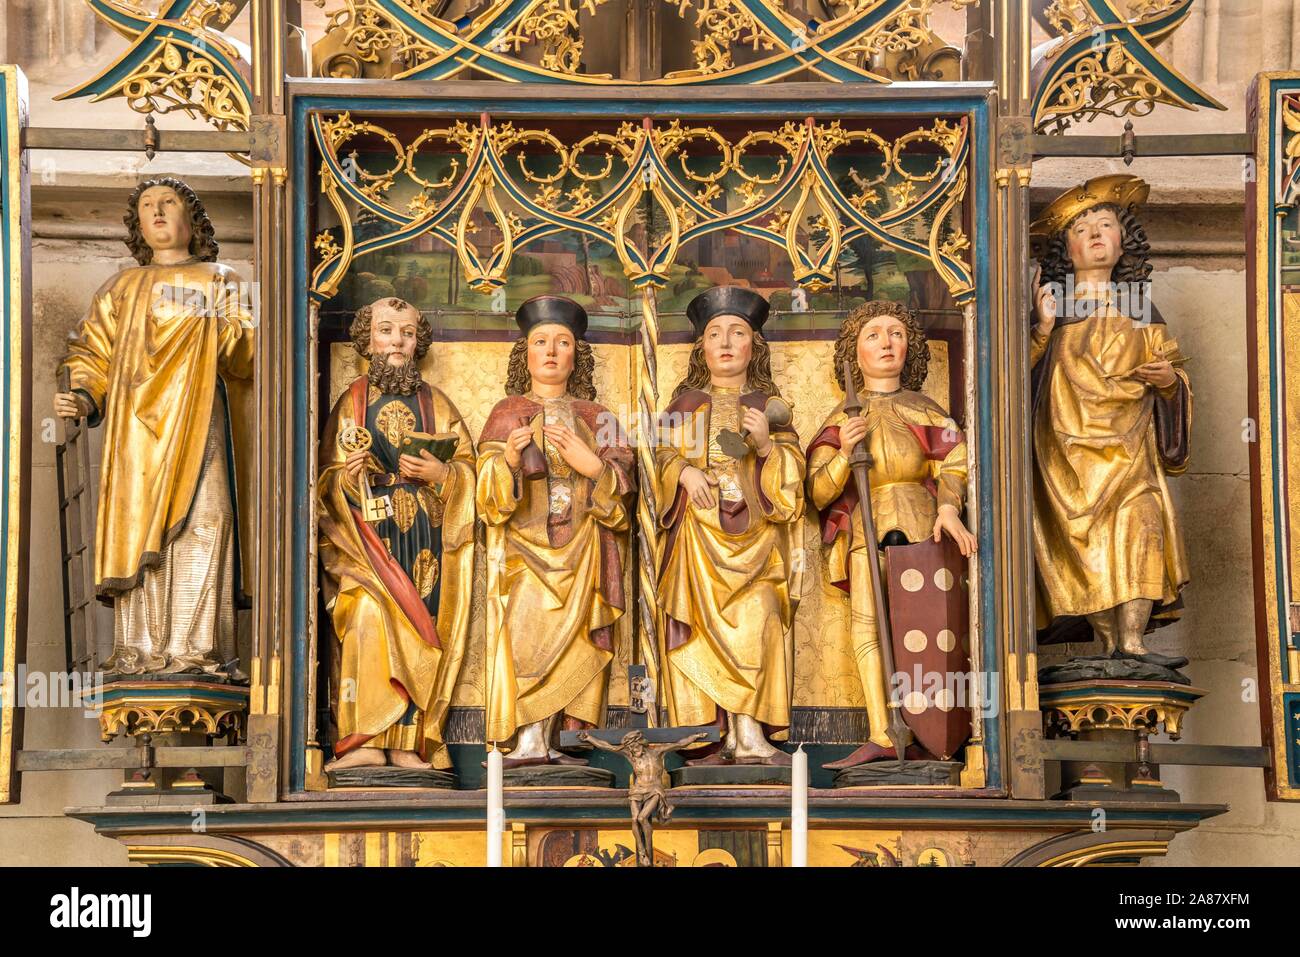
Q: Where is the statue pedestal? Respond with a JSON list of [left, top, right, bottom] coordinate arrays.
[[1039, 678, 1206, 802], [84, 676, 249, 805], [502, 765, 615, 788], [670, 764, 792, 787], [831, 760, 962, 789], [326, 766, 458, 789]]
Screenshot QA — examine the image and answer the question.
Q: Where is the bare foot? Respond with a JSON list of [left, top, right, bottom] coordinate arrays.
[[547, 749, 588, 766], [324, 748, 386, 772], [731, 713, 779, 762], [510, 721, 551, 763], [388, 749, 433, 770]]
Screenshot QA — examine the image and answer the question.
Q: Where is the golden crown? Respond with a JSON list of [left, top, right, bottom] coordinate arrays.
[[1029, 174, 1150, 240]]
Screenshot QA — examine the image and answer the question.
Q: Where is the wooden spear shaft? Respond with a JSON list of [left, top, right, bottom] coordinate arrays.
[[840, 360, 910, 762]]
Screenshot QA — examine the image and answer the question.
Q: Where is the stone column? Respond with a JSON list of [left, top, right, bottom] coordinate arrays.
[[1202, 0, 1222, 86], [1170, 0, 1206, 83]]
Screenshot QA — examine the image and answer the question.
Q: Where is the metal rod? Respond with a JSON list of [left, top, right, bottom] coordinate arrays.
[[17, 747, 251, 771], [1032, 132, 1251, 159], [21, 127, 253, 153], [1040, 738, 1271, 769]]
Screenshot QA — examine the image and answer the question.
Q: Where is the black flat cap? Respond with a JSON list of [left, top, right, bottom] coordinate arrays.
[[515, 295, 588, 340], [685, 285, 770, 338]]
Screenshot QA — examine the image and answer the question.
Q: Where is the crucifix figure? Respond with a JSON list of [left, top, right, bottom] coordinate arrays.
[[575, 729, 711, 867]]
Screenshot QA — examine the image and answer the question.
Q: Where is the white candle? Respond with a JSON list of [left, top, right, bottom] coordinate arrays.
[[791, 744, 808, 867], [486, 748, 504, 867]]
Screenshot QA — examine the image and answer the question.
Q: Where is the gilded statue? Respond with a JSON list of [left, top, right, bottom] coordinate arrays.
[[478, 296, 634, 767], [655, 286, 805, 767], [55, 177, 254, 678], [318, 297, 475, 773], [806, 301, 975, 768], [1030, 174, 1191, 670]]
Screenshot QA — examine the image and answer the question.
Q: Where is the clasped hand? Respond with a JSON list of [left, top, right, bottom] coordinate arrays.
[[502, 423, 603, 481], [344, 447, 449, 486], [53, 392, 89, 419], [1132, 359, 1176, 390]]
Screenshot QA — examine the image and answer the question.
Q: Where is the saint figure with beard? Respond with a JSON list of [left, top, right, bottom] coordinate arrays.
[[318, 297, 475, 774]]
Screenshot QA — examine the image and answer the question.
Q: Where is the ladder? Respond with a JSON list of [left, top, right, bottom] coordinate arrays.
[[55, 369, 99, 677]]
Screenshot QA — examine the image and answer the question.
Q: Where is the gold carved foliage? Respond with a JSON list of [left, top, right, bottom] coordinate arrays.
[[1279, 94, 1300, 207], [58, 0, 253, 133], [665, 0, 778, 78], [311, 112, 974, 303], [493, 0, 612, 76], [124, 42, 249, 132], [99, 701, 245, 742], [311, 0, 971, 86], [1041, 682, 1206, 739], [1032, 0, 1225, 133]]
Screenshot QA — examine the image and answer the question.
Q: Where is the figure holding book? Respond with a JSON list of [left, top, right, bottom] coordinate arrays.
[[318, 297, 475, 773], [1030, 175, 1191, 668]]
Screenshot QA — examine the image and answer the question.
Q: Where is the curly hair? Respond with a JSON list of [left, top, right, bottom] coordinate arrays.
[[1036, 202, 1152, 290], [349, 298, 434, 361], [834, 300, 929, 394], [123, 177, 219, 265], [504, 336, 597, 400], [671, 330, 780, 399]]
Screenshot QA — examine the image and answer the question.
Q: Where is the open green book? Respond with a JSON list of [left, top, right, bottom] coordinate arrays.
[[400, 431, 459, 462]]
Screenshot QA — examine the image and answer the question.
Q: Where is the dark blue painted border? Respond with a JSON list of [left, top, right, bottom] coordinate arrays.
[[70, 797, 1221, 831], [291, 88, 998, 793], [0, 71, 14, 765], [1267, 77, 1299, 789]]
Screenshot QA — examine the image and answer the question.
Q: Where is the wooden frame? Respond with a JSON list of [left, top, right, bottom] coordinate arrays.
[[280, 78, 1005, 797], [0, 65, 31, 805], [1247, 72, 1300, 801]]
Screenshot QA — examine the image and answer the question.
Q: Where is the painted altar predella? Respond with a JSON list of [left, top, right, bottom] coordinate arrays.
[[1, 0, 1298, 869]]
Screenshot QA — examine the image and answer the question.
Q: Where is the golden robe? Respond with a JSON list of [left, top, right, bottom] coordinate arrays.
[[318, 379, 475, 767], [655, 387, 805, 733], [477, 394, 632, 746], [60, 261, 255, 674], [806, 391, 967, 745], [1030, 306, 1191, 629], [61, 261, 255, 598]]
